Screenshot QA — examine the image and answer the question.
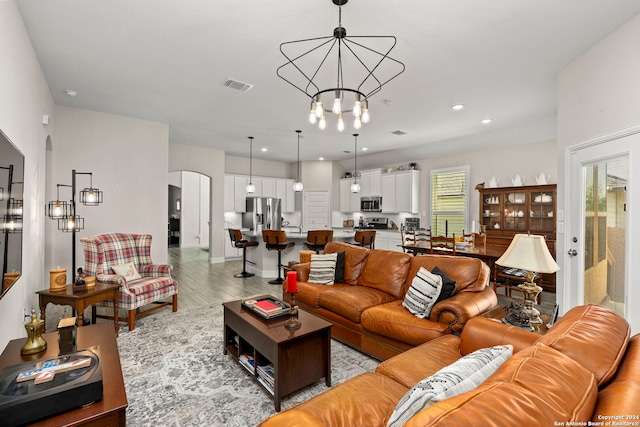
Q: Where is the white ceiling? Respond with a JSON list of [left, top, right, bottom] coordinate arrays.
[[15, 0, 640, 168]]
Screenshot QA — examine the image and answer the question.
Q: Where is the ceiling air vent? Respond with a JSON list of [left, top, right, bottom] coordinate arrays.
[[222, 78, 253, 92], [391, 130, 407, 136]]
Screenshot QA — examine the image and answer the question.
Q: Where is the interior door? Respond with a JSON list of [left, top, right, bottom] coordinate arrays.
[[566, 133, 638, 331], [303, 191, 330, 231]]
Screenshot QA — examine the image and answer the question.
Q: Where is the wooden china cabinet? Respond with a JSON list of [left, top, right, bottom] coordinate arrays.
[[479, 184, 557, 292]]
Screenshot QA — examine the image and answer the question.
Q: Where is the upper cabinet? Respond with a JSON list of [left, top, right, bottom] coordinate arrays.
[[359, 169, 382, 197], [225, 174, 297, 213], [479, 184, 556, 239], [339, 178, 360, 212], [381, 170, 420, 213]]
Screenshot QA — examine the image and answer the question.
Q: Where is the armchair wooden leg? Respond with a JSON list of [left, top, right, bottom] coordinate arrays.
[[128, 310, 136, 331], [172, 294, 178, 312]]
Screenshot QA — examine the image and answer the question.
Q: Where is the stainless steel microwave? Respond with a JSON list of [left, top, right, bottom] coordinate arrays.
[[361, 196, 382, 212]]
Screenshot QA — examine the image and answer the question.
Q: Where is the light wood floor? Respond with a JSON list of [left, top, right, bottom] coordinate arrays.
[[169, 247, 556, 314]]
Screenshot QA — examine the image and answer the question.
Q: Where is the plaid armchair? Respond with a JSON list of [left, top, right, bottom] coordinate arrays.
[[80, 233, 178, 331]]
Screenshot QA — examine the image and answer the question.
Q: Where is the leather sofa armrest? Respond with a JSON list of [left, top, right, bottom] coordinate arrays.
[[293, 262, 311, 281], [459, 317, 539, 355], [429, 286, 498, 334]]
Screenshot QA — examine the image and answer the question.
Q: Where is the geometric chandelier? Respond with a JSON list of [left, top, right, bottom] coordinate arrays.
[[277, 0, 405, 132]]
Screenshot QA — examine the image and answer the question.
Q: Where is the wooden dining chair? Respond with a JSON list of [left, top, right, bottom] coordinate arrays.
[[430, 233, 456, 255]]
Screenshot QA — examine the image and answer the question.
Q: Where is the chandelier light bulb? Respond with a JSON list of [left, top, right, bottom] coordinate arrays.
[[67, 216, 75, 230], [353, 94, 362, 117], [315, 97, 324, 117], [361, 103, 370, 124], [308, 107, 317, 124], [86, 189, 96, 203], [337, 112, 345, 132], [53, 202, 62, 217], [319, 115, 327, 130], [354, 116, 362, 130], [332, 91, 342, 114]]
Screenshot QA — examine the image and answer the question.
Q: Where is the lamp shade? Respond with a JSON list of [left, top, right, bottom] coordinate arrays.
[[496, 234, 560, 274]]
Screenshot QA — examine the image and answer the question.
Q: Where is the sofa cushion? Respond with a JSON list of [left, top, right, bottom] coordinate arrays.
[[296, 282, 351, 308], [319, 286, 396, 323], [403, 267, 442, 319], [403, 343, 598, 427], [536, 304, 630, 386], [362, 300, 450, 347], [376, 334, 463, 389], [404, 255, 489, 295], [259, 372, 408, 427], [324, 242, 369, 286], [308, 253, 338, 285], [387, 345, 513, 427], [358, 250, 411, 299], [431, 266, 456, 302]]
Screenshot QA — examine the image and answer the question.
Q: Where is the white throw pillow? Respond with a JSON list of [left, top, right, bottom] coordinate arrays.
[[387, 345, 513, 427], [402, 267, 442, 318], [111, 262, 142, 281], [308, 253, 338, 285]]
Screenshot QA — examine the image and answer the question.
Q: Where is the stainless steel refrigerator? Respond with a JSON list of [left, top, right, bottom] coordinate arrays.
[[242, 197, 282, 232]]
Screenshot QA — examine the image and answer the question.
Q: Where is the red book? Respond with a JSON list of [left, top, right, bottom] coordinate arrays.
[[253, 300, 281, 313]]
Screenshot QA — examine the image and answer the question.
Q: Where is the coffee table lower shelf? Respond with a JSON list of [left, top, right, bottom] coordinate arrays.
[[222, 300, 332, 412]]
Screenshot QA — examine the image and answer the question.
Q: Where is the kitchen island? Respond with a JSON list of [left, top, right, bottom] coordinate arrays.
[[241, 230, 356, 279]]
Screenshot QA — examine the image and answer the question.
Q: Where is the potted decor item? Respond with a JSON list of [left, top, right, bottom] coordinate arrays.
[[409, 162, 417, 170]]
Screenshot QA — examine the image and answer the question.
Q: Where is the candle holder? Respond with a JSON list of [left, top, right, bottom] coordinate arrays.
[[284, 291, 302, 330]]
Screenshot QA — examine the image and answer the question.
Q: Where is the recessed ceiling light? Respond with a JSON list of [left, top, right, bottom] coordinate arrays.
[[362, 147, 368, 151], [481, 118, 492, 124], [65, 90, 78, 97], [451, 104, 464, 111], [261, 147, 267, 152], [319, 157, 325, 161]]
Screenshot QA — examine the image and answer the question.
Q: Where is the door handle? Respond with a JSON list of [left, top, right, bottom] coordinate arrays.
[[567, 249, 578, 256]]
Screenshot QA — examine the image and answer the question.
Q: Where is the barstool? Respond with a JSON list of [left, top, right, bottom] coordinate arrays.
[[304, 230, 334, 254], [354, 230, 376, 249], [262, 230, 295, 284], [228, 229, 258, 278]]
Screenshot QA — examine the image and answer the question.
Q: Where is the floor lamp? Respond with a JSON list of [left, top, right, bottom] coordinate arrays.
[[46, 169, 103, 286]]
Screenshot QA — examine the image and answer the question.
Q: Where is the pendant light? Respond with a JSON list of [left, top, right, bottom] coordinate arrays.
[[246, 137, 256, 194], [350, 133, 360, 193], [292, 130, 304, 192]]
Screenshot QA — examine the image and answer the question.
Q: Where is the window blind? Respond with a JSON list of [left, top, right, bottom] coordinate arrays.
[[431, 169, 467, 237]]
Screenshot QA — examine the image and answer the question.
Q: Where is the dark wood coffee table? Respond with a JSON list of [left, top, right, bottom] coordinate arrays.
[[0, 322, 128, 426], [222, 299, 332, 412]]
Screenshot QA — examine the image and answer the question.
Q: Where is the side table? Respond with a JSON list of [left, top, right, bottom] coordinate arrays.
[[36, 283, 121, 335], [480, 305, 551, 336]]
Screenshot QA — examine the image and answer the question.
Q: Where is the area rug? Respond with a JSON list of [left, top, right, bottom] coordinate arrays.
[[116, 304, 378, 426]]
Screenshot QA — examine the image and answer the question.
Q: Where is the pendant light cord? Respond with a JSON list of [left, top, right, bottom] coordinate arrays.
[[353, 133, 358, 184], [248, 136, 253, 184]]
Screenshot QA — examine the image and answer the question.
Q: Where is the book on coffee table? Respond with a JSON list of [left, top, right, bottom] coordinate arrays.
[[241, 295, 290, 320]]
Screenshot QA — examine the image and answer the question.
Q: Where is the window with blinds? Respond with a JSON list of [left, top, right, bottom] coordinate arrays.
[[431, 166, 469, 237]]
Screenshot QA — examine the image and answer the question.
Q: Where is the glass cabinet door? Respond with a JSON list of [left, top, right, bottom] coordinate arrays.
[[529, 190, 555, 232], [504, 191, 527, 232], [481, 192, 502, 231]]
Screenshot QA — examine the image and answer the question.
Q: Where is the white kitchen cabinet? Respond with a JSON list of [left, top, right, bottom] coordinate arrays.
[[261, 178, 276, 198], [276, 179, 296, 213], [388, 233, 403, 252], [381, 170, 420, 213], [224, 175, 235, 212], [360, 169, 382, 197], [340, 178, 360, 212], [234, 175, 248, 212]]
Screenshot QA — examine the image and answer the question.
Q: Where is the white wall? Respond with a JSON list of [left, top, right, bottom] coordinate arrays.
[[225, 154, 289, 178], [0, 2, 55, 349], [169, 143, 225, 263], [179, 171, 210, 248], [48, 106, 170, 274], [557, 13, 640, 330]]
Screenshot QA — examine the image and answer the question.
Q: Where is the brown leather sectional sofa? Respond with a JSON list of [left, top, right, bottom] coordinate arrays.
[[260, 304, 640, 426], [285, 241, 497, 361]]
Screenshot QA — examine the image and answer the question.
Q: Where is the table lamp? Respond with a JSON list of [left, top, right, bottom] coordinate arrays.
[[495, 234, 560, 324]]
